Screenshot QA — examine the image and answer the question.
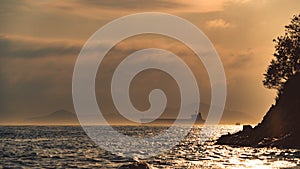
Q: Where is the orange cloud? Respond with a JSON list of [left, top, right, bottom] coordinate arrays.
[[206, 19, 235, 29]]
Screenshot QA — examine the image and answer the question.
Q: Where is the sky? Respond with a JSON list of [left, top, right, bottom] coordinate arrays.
[[0, 0, 300, 124]]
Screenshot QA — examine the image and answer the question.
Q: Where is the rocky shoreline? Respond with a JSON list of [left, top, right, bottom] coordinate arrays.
[[216, 73, 300, 149]]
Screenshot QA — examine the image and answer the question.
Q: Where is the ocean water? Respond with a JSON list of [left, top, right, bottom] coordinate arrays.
[[1, 125, 300, 168]]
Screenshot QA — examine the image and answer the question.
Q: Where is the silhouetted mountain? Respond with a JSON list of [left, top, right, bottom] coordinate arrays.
[[27, 109, 79, 125], [24, 104, 252, 125], [216, 72, 300, 149]]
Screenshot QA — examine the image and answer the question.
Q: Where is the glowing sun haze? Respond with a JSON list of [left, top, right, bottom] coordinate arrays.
[[0, 0, 299, 124]]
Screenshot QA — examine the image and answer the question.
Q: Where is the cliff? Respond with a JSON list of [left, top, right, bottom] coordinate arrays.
[[216, 73, 300, 149]]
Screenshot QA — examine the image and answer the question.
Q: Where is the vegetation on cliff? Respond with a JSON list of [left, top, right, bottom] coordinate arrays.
[[217, 14, 300, 149]]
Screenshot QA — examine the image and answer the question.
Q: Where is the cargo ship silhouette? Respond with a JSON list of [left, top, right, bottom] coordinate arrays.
[[140, 111, 205, 125]]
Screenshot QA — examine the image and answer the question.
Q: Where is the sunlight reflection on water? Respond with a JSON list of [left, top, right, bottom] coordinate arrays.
[[0, 125, 299, 168]]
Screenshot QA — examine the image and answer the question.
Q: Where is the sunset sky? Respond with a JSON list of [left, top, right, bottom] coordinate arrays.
[[0, 0, 300, 124]]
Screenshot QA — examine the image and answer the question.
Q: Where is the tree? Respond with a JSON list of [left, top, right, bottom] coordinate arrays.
[[263, 14, 300, 95]]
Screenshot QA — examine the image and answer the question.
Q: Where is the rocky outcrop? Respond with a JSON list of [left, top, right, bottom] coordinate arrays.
[[216, 73, 300, 149], [118, 162, 152, 169]]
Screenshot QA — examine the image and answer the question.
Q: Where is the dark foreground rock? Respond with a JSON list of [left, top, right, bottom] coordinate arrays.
[[216, 73, 300, 149], [118, 162, 152, 169]]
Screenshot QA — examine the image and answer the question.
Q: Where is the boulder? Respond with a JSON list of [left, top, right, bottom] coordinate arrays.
[[119, 162, 152, 169]]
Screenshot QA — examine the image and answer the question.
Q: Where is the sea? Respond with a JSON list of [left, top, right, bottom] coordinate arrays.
[[1, 125, 300, 168]]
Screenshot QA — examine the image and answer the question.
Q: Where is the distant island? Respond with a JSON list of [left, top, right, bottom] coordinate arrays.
[[24, 107, 250, 126], [27, 109, 79, 125]]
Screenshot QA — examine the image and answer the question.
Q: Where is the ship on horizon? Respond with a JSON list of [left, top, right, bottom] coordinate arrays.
[[140, 111, 205, 125]]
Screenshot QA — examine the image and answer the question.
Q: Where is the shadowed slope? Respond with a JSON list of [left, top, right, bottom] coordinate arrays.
[[216, 73, 300, 149]]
